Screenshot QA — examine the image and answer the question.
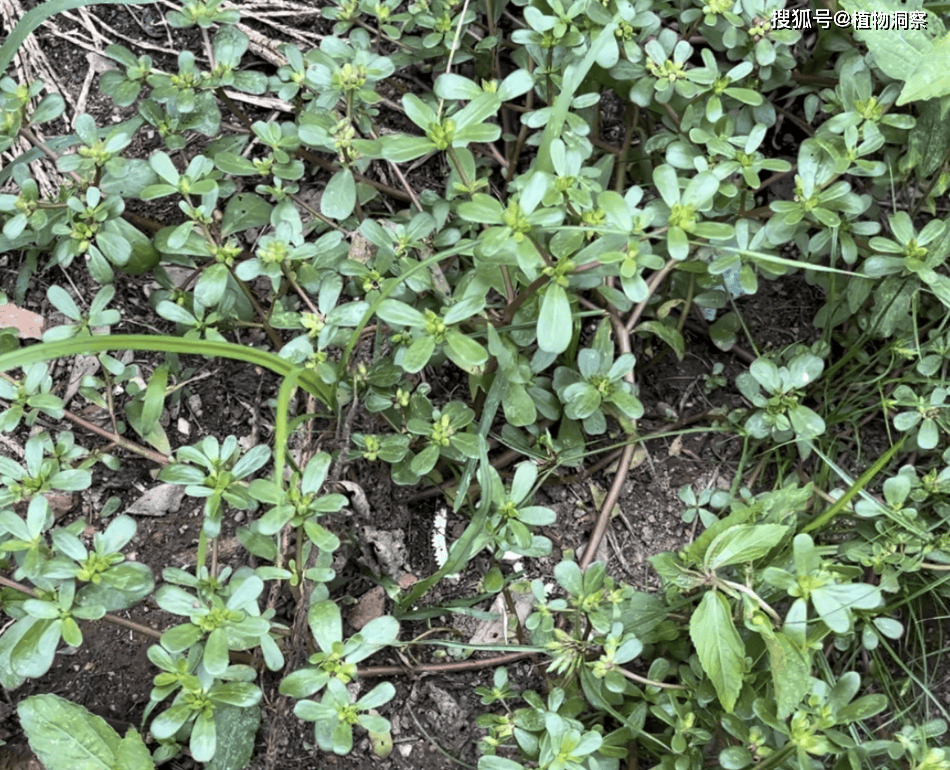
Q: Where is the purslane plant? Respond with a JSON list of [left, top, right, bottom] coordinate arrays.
[[0, 0, 950, 767]]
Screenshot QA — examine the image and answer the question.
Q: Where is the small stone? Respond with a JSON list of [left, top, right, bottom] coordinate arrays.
[[348, 586, 386, 630]]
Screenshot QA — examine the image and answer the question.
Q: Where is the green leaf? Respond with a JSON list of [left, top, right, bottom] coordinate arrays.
[[919, 417, 939, 449], [635, 320, 685, 360], [759, 627, 810, 719], [653, 164, 681, 208], [925, 271, 950, 310], [787, 353, 823, 388], [899, 34, 950, 104], [538, 283, 572, 354], [410, 443, 440, 475], [839, 0, 931, 94], [212, 25, 249, 66], [377, 299, 427, 328], [204, 627, 230, 675], [750, 358, 781, 393], [231, 445, 271, 479], [444, 328, 488, 371], [367, 135, 435, 162], [501, 382, 536, 426], [191, 710, 217, 762], [402, 93, 438, 131], [457, 193, 505, 223], [214, 152, 258, 175], [47, 285, 81, 320], [357, 681, 396, 710], [308, 600, 343, 652], [720, 747, 754, 770], [703, 524, 788, 570], [194, 263, 230, 308], [116, 728, 155, 770], [554, 559, 584, 596], [690, 591, 745, 713], [534, 15, 619, 174], [788, 406, 826, 439], [453, 92, 502, 132], [812, 583, 882, 633], [31, 93, 66, 126], [666, 225, 690, 260], [0, 617, 31, 688], [139, 363, 169, 437], [222, 193, 272, 236], [563, 382, 601, 419], [13, 618, 60, 678], [19, 693, 155, 770], [234, 71, 268, 95], [148, 151, 180, 186], [682, 171, 719, 208], [279, 667, 328, 698], [321, 168, 356, 220], [207, 704, 261, 770], [836, 694, 888, 723], [434, 73, 483, 100], [95, 229, 131, 267], [0, 0, 156, 75]]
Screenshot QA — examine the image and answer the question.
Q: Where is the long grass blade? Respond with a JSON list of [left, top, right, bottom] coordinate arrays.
[[0, 0, 156, 75]]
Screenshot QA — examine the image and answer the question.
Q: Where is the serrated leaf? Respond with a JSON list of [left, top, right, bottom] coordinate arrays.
[[116, 728, 155, 770], [704, 524, 789, 570], [690, 591, 745, 713], [635, 320, 685, 360], [760, 628, 811, 719], [19, 693, 155, 770], [207, 704, 261, 770]]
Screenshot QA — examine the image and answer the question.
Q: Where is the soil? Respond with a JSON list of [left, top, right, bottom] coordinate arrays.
[[0, 2, 946, 770]]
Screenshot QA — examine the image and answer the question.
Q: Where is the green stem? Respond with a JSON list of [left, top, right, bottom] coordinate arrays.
[[446, 145, 473, 189], [716, 577, 782, 624], [196, 530, 209, 574], [754, 740, 798, 770], [0, 335, 334, 409], [340, 239, 476, 370], [801, 436, 907, 534]]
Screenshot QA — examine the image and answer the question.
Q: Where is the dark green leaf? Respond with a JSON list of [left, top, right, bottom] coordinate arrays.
[[222, 194, 272, 236]]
